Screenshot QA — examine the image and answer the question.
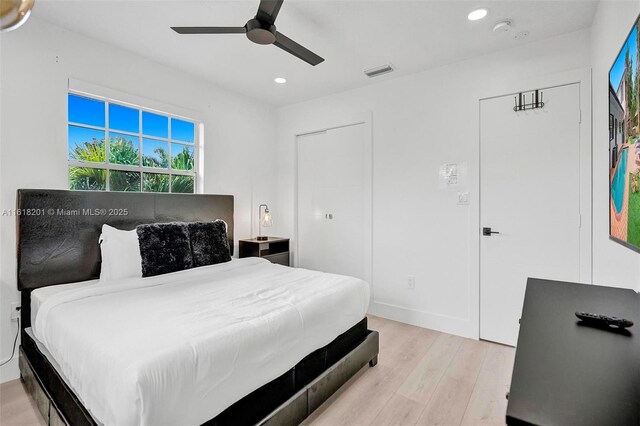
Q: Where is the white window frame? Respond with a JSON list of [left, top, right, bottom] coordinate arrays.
[[67, 89, 200, 193]]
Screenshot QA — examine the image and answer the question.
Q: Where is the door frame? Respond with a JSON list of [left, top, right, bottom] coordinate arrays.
[[477, 68, 593, 340], [293, 112, 373, 286]]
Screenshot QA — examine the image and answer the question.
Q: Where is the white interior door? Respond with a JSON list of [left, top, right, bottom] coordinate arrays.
[[297, 131, 329, 273], [480, 83, 582, 346], [297, 123, 370, 281]]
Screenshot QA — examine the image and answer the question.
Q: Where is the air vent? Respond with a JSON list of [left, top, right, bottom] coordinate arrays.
[[364, 64, 395, 78]]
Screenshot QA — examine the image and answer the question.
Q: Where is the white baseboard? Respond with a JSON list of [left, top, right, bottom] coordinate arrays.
[[0, 357, 19, 383], [368, 301, 478, 339]]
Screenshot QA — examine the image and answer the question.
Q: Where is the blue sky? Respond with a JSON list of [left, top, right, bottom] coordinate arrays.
[[142, 111, 168, 138], [171, 118, 194, 143], [68, 95, 104, 127], [111, 104, 138, 133], [68, 94, 195, 155], [610, 24, 638, 90]]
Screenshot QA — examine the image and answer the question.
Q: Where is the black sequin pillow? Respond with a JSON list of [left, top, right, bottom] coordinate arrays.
[[136, 222, 193, 277], [188, 220, 232, 267]]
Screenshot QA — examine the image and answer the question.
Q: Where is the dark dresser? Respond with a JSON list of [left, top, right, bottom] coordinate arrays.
[[507, 278, 640, 425]]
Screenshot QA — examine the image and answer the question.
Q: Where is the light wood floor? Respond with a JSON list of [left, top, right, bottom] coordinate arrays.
[[0, 373, 46, 426], [305, 316, 515, 426], [0, 316, 514, 426]]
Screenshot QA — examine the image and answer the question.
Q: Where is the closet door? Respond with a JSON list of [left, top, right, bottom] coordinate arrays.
[[297, 131, 329, 273], [297, 123, 369, 281]]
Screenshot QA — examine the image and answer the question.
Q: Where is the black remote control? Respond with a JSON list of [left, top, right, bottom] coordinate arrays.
[[575, 311, 634, 329]]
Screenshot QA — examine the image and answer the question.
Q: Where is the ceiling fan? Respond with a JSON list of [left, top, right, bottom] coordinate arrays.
[[171, 0, 324, 66]]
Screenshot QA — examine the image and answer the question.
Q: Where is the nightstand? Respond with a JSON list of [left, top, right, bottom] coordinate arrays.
[[239, 237, 290, 266]]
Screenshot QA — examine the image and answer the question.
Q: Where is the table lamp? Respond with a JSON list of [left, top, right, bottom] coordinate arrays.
[[257, 204, 272, 241]]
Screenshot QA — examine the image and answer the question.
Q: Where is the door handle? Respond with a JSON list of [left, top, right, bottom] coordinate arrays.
[[482, 227, 500, 236]]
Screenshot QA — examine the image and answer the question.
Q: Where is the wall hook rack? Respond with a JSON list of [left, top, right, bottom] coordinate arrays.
[[513, 89, 545, 112]]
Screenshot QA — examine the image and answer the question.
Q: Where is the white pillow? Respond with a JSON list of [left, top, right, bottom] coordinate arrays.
[[98, 224, 142, 281]]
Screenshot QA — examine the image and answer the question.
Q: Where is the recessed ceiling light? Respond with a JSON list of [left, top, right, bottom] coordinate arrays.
[[468, 8, 488, 21], [274, 77, 287, 84]]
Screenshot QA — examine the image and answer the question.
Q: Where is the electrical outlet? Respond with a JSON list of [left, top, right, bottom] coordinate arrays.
[[10, 302, 20, 321], [407, 276, 415, 290]]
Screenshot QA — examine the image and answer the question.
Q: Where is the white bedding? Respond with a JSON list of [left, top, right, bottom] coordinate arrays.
[[30, 279, 99, 327], [32, 258, 370, 426]]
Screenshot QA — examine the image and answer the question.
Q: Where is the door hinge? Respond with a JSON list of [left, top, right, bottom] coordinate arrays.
[[578, 214, 582, 228], [578, 109, 582, 124]]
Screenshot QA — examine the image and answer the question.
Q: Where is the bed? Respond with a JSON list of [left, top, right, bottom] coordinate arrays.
[[16, 189, 379, 426]]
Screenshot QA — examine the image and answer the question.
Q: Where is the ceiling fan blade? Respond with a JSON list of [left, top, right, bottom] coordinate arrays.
[[256, 0, 284, 24], [171, 27, 246, 34], [274, 32, 324, 66]]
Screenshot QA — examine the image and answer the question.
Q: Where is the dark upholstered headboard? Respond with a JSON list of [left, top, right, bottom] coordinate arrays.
[[16, 189, 234, 291]]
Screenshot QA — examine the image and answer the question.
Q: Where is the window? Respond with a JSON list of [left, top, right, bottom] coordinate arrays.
[[609, 114, 614, 141], [67, 93, 198, 193]]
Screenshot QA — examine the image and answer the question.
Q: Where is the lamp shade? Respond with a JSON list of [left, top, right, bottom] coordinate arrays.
[[261, 209, 273, 227], [1, 0, 35, 32], [257, 204, 272, 241]]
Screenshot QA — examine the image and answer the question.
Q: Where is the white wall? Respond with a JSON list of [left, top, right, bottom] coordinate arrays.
[[275, 29, 592, 339], [590, 0, 640, 292], [0, 18, 277, 382], [3, 0, 638, 385]]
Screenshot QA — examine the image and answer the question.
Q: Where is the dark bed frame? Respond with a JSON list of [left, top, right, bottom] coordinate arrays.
[[16, 189, 379, 426]]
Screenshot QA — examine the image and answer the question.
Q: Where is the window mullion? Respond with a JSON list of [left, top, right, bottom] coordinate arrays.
[[139, 109, 144, 191], [69, 92, 198, 194], [105, 101, 110, 191], [168, 117, 173, 193], [68, 122, 106, 132]]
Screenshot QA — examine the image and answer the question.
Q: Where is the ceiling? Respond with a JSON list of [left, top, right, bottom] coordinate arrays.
[[33, 0, 598, 107]]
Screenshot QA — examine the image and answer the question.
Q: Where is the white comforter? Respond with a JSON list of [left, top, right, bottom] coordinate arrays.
[[32, 258, 370, 426]]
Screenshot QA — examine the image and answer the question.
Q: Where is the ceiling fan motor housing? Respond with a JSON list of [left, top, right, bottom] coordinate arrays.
[[246, 18, 276, 44]]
